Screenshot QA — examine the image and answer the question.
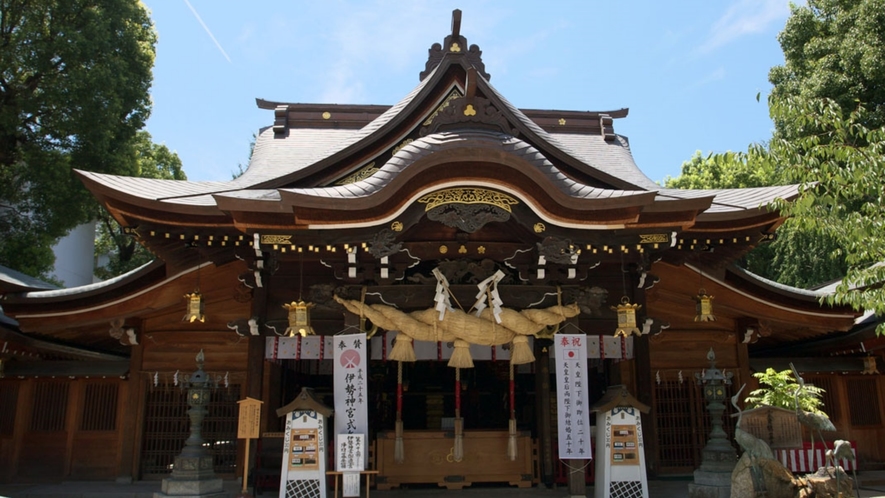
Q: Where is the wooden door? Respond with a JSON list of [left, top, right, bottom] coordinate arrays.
[[651, 374, 737, 475]]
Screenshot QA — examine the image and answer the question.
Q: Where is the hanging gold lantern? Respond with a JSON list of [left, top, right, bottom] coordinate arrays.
[[283, 301, 316, 337], [611, 296, 641, 337], [694, 289, 716, 322], [862, 356, 879, 375], [183, 291, 206, 323]]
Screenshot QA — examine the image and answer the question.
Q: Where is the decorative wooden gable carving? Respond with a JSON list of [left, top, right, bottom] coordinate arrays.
[[420, 9, 489, 82], [420, 68, 516, 137], [417, 187, 518, 233]]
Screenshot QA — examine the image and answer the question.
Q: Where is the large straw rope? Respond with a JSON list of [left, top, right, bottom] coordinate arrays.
[[334, 295, 578, 346]]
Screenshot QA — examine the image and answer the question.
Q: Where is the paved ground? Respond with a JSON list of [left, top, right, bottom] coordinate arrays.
[[1, 474, 885, 498]]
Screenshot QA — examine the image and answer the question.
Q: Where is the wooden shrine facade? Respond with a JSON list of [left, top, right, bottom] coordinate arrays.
[[1, 10, 882, 486]]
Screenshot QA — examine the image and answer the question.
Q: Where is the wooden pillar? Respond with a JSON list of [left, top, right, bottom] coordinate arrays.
[[118, 339, 146, 482], [736, 338, 751, 390], [568, 459, 588, 496], [534, 339, 554, 486], [246, 336, 266, 401], [242, 283, 268, 478], [10, 379, 33, 479], [634, 334, 657, 477]]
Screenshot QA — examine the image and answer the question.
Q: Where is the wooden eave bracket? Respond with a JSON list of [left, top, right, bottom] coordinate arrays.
[[273, 104, 288, 136]]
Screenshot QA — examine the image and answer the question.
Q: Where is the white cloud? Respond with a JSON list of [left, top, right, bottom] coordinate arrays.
[[698, 0, 790, 54], [182, 0, 232, 63], [690, 66, 727, 89]]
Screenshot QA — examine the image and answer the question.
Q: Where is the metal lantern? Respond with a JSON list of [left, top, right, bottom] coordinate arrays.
[[283, 300, 316, 337], [611, 296, 642, 337], [694, 289, 716, 322], [863, 356, 879, 375], [183, 291, 206, 323]]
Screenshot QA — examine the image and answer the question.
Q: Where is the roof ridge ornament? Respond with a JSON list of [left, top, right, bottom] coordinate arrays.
[[419, 68, 517, 137], [420, 9, 490, 82]]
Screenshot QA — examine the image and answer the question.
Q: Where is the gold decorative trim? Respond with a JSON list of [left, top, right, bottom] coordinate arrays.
[[533, 223, 546, 233], [423, 89, 463, 126], [417, 188, 519, 213], [439, 245, 449, 254], [450, 42, 461, 52], [322, 111, 331, 120], [639, 234, 670, 244], [260, 234, 292, 245], [391, 221, 403, 232], [392, 139, 414, 156], [335, 162, 377, 185]]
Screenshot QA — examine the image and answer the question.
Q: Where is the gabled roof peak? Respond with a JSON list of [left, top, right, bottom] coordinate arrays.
[[420, 9, 489, 82]]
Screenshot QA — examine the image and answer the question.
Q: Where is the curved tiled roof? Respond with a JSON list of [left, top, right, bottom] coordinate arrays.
[[11, 260, 163, 300], [276, 130, 654, 203], [233, 127, 359, 187], [552, 134, 661, 191], [77, 49, 798, 229]]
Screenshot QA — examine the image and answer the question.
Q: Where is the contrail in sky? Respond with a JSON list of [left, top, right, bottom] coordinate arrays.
[[182, 0, 232, 63]]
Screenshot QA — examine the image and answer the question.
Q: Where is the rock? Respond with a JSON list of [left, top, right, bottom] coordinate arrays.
[[799, 466, 854, 498], [730, 453, 800, 498]]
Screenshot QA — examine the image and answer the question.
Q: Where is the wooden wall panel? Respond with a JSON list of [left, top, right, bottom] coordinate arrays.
[[141, 331, 249, 373], [0, 438, 12, 481], [70, 433, 119, 478], [141, 295, 251, 334], [0, 381, 18, 481], [17, 432, 67, 479], [832, 375, 885, 468], [649, 331, 740, 370]]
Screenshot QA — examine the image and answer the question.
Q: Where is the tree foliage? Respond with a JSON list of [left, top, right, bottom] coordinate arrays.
[[769, 0, 885, 137], [664, 151, 847, 288], [761, 96, 885, 333], [0, 0, 156, 279], [745, 368, 825, 414], [664, 150, 778, 190], [666, 0, 885, 292], [93, 131, 185, 280]]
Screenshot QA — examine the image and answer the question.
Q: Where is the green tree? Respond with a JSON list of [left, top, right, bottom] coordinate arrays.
[[93, 131, 185, 280], [664, 150, 778, 190], [665, 0, 885, 290], [764, 0, 884, 326], [762, 96, 885, 333], [769, 0, 885, 137], [745, 368, 825, 414], [0, 0, 156, 279], [665, 151, 847, 288]]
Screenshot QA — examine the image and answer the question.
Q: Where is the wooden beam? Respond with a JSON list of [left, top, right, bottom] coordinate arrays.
[[534, 339, 554, 486]]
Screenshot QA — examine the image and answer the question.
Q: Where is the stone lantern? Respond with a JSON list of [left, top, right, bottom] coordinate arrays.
[[155, 350, 229, 498], [688, 348, 736, 498]]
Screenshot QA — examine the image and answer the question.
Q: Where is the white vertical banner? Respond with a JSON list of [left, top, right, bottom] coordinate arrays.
[[555, 333, 592, 460], [334, 333, 368, 451]]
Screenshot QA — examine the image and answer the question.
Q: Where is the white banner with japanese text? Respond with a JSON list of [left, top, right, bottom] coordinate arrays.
[[555, 333, 592, 460], [333, 333, 368, 453]]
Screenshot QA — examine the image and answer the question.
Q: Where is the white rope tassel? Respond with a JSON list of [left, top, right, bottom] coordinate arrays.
[[432, 268, 454, 321], [473, 270, 505, 323]]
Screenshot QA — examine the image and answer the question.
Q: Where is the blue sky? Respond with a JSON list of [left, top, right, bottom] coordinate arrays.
[[142, 0, 794, 185]]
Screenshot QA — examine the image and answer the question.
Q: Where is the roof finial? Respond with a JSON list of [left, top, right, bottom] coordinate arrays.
[[419, 9, 490, 82], [451, 9, 462, 40]]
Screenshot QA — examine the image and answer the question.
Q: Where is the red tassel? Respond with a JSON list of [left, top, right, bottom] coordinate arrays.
[[510, 378, 515, 413]]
